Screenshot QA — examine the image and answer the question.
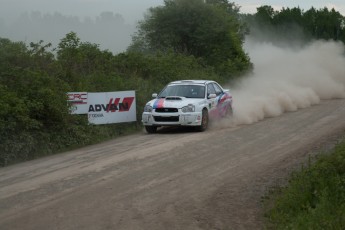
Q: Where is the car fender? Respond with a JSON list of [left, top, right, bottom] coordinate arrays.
[[196, 99, 210, 112]]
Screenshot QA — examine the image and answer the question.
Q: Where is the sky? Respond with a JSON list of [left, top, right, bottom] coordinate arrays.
[[1, 0, 344, 24]]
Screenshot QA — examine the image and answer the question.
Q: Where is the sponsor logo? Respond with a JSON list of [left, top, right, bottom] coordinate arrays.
[[88, 97, 135, 113], [67, 93, 87, 104]]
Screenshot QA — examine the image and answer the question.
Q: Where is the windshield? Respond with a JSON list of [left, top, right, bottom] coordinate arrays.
[[158, 85, 205, 99]]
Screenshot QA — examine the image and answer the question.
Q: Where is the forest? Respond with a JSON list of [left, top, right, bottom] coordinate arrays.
[[1, 0, 345, 166]]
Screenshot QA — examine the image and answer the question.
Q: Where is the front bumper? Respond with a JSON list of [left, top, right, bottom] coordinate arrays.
[[142, 111, 202, 126]]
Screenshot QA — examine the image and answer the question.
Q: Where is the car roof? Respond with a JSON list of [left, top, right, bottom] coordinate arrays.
[[169, 80, 214, 85]]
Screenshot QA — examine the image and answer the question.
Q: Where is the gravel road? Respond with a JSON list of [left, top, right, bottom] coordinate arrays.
[[1, 99, 345, 230]]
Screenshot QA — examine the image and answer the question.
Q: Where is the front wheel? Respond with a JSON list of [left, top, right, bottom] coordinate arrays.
[[196, 109, 208, 132], [145, 126, 157, 134]]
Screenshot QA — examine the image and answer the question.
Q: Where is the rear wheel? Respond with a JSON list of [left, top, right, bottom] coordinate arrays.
[[225, 105, 233, 117], [145, 126, 157, 134], [196, 109, 208, 132]]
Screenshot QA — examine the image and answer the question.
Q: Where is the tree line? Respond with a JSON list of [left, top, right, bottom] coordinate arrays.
[[245, 5, 345, 45], [1, 0, 344, 166]]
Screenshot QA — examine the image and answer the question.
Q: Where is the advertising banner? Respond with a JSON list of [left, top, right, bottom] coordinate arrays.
[[87, 91, 136, 124], [67, 92, 88, 114]]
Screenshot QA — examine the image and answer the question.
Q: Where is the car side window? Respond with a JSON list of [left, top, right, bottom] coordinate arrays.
[[212, 83, 223, 96], [207, 83, 216, 96]]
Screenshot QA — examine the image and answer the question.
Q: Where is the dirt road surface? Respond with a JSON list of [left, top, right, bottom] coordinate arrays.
[[1, 99, 345, 230]]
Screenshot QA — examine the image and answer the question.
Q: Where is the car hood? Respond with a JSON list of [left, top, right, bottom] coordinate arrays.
[[147, 97, 204, 109]]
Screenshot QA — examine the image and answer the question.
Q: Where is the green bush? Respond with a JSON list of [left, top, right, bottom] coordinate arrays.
[[265, 140, 345, 229]]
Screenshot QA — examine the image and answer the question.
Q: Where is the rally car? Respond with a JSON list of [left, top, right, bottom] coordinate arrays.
[[142, 80, 233, 133]]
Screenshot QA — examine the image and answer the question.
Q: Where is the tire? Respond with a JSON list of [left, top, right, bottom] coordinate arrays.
[[196, 109, 208, 132], [145, 126, 157, 134], [225, 105, 233, 117]]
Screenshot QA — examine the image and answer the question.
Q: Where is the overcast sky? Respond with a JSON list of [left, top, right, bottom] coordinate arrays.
[[1, 0, 344, 24]]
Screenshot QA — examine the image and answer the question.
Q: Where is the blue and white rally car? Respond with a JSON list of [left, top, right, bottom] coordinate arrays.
[[142, 80, 233, 133]]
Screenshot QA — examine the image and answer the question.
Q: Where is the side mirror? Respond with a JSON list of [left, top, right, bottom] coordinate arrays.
[[208, 93, 217, 99], [152, 93, 158, 98]]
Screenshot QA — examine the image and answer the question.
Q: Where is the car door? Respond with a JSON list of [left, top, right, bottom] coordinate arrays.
[[212, 82, 223, 97], [206, 83, 217, 112], [212, 82, 232, 116]]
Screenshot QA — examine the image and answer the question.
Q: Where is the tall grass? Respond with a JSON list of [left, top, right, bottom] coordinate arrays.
[[265, 139, 345, 229]]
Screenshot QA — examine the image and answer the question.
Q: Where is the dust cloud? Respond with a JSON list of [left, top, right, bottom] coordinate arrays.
[[229, 38, 345, 126]]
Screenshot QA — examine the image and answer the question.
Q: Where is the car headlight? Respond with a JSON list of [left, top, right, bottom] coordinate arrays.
[[182, 104, 195, 113], [144, 105, 153, 112]]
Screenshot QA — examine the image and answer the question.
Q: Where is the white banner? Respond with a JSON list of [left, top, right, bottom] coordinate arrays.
[[67, 92, 88, 114], [87, 91, 136, 124]]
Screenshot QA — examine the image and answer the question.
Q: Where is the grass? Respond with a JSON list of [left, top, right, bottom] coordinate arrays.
[[264, 139, 345, 229]]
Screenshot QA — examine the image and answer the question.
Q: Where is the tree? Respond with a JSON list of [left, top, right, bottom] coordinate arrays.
[[56, 31, 116, 88], [313, 7, 345, 41], [255, 5, 276, 25], [130, 0, 251, 78], [244, 5, 345, 45], [0, 38, 30, 71]]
